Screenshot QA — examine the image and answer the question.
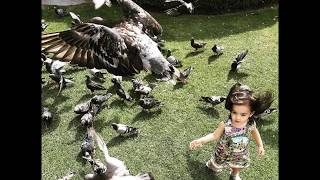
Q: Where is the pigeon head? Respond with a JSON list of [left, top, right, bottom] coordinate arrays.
[[111, 123, 118, 130], [85, 75, 91, 80]]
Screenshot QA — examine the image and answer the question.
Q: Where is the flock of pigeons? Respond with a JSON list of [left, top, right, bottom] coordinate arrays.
[[41, 0, 277, 179]]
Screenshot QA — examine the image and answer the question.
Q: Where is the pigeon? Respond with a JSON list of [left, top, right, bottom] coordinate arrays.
[[111, 123, 140, 137], [85, 75, 106, 93], [69, 12, 82, 27], [164, 0, 196, 16], [81, 111, 95, 127], [42, 0, 187, 83], [91, 0, 112, 9], [211, 44, 224, 55], [43, 58, 67, 75], [112, 78, 133, 102], [254, 107, 278, 119], [200, 96, 226, 106], [134, 83, 157, 96], [42, 107, 53, 124], [81, 128, 95, 158], [191, 38, 206, 50], [231, 49, 248, 72], [74, 100, 93, 114], [166, 49, 182, 68], [139, 96, 163, 111], [131, 79, 144, 90], [57, 75, 74, 96], [41, 19, 48, 32], [57, 172, 76, 180], [89, 68, 108, 79], [54, 6, 68, 18], [91, 92, 113, 108]]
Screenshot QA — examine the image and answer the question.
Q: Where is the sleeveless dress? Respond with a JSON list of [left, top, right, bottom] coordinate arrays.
[[210, 118, 256, 169]]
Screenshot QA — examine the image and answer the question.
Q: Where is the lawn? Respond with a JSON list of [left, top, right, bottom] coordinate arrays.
[[42, 4, 278, 180]]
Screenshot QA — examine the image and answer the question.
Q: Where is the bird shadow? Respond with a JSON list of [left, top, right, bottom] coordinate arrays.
[[185, 151, 222, 180], [91, 77, 106, 84], [197, 105, 220, 119], [185, 50, 205, 58], [109, 99, 132, 109], [107, 135, 137, 148], [227, 70, 249, 81], [76, 94, 94, 104], [68, 114, 82, 130], [75, 151, 88, 166], [208, 54, 221, 64], [131, 109, 163, 123], [173, 82, 186, 90], [143, 73, 159, 83]]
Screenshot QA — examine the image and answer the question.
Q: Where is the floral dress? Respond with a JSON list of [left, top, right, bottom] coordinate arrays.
[[211, 118, 256, 169]]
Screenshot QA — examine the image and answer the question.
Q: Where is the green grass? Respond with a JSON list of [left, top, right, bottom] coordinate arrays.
[[42, 4, 278, 180]]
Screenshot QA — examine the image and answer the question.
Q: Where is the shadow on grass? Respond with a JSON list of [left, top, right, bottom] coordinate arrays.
[[185, 151, 221, 180], [227, 70, 249, 81], [109, 99, 133, 110], [107, 135, 138, 148], [185, 50, 205, 58], [76, 151, 88, 166], [208, 54, 222, 64], [143, 73, 159, 83], [197, 106, 220, 119], [173, 82, 186, 90], [132, 109, 163, 123]]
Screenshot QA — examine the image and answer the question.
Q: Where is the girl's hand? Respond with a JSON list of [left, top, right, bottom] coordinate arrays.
[[189, 140, 202, 150], [257, 146, 265, 156]]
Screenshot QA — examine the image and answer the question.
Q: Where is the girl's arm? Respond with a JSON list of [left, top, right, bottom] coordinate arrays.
[[251, 127, 265, 156], [189, 121, 225, 150]]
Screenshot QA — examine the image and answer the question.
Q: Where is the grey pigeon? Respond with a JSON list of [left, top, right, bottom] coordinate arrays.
[[132, 78, 144, 90], [54, 6, 68, 18], [134, 83, 157, 96], [81, 111, 95, 127], [81, 128, 95, 158], [89, 68, 108, 79], [41, 19, 48, 32], [139, 96, 163, 111], [200, 96, 226, 106], [191, 37, 206, 51], [211, 44, 224, 55], [231, 49, 248, 72], [42, 107, 53, 124], [111, 123, 140, 137], [111, 78, 133, 101], [85, 75, 106, 93], [166, 49, 182, 68], [91, 92, 113, 107], [74, 100, 92, 114]]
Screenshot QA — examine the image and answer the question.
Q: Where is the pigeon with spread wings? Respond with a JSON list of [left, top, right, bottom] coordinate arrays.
[[42, 0, 186, 83]]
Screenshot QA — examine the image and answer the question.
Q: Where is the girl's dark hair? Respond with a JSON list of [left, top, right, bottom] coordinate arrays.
[[225, 83, 274, 116]]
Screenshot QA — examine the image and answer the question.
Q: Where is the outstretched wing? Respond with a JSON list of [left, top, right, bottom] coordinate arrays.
[[116, 0, 162, 36], [42, 23, 141, 76]]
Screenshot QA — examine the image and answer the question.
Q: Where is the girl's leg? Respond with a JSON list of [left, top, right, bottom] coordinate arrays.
[[229, 168, 241, 180]]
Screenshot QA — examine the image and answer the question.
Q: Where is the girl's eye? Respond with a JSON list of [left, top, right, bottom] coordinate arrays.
[[241, 114, 247, 116]]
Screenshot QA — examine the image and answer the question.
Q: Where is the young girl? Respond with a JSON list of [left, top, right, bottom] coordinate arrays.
[[189, 83, 273, 180]]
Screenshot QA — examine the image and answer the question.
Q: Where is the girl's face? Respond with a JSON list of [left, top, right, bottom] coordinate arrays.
[[231, 104, 254, 128]]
